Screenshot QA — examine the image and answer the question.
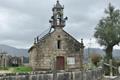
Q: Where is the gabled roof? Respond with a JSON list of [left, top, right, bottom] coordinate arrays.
[[28, 31, 54, 52], [28, 29, 82, 52], [63, 30, 81, 45]]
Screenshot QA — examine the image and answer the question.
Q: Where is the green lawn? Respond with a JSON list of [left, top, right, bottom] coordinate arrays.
[[11, 66, 32, 73], [0, 66, 32, 73]]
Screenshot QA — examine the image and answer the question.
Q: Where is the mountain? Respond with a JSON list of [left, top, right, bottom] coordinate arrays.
[[84, 48, 120, 59], [0, 44, 119, 58], [0, 44, 28, 57], [83, 48, 120, 63], [84, 48, 120, 56]]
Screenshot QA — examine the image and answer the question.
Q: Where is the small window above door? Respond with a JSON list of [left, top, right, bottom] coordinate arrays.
[[57, 40, 61, 49]]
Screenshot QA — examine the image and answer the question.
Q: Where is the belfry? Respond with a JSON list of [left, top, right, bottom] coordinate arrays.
[[49, 0, 67, 29]]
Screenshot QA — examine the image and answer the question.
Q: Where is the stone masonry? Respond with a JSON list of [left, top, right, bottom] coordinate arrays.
[[29, 1, 84, 71]]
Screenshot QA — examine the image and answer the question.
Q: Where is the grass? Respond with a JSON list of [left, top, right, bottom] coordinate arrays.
[[0, 66, 32, 73], [0, 67, 9, 70], [10, 66, 32, 73]]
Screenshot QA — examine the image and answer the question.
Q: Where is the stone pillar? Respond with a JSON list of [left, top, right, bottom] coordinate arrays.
[[80, 39, 84, 70], [109, 59, 113, 76], [53, 57, 57, 80], [20, 56, 24, 66]]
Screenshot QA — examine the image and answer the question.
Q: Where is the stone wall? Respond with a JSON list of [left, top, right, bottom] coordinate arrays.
[[0, 68, 103, 80], [29, 28, 84, 71], [0, 53, 23, 67]]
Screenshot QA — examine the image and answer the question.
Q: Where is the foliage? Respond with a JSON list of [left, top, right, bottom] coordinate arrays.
[[103, 58, 119, 75], [0, 67, 8, 70], [94, 3, 120, 62], [12, 66, 32, 73], [90, 53, 102, 67], [0, 66, 32, 73]]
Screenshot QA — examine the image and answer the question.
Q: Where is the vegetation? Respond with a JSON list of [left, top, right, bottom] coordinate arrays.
[[94, 4, 120, 74], [94, 3, 120, 75], [0, 67, 8, 70], [90, 53, 102, 67], [103, 58, 119, 75], [94, 3, 120, 62], [0, 66, 32, 73], [11, 66, 32, 73]]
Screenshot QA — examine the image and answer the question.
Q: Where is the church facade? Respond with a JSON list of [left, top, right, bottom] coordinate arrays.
[[29, 1, 84, 71]]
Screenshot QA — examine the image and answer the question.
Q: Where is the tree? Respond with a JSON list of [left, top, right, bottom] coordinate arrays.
[[90, 53, 102, 67], [94, 3, 120, 62]]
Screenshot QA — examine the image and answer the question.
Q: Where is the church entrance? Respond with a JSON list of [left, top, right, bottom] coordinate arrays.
[[56, 56, 65, 70]]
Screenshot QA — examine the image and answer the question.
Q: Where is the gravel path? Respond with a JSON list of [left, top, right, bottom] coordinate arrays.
[[103, 76, 120, 80], [0, 70, 12, 73]]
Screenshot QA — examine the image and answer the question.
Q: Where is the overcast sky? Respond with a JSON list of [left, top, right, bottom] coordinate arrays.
[[0, 0, 120, 49]]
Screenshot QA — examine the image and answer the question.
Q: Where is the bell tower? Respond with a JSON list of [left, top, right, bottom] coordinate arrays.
[[49, 0, 68, 29]]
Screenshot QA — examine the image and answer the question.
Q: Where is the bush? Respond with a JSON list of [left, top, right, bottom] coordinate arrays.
[[90, 53, 102, 67], [0, 67, 8, 70]]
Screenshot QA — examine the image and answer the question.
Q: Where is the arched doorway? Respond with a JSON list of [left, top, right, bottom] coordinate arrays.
[[56, 56, 65, 70]]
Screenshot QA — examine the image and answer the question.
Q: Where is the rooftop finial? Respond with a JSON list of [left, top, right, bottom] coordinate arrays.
[[57, 0, 59, 4]]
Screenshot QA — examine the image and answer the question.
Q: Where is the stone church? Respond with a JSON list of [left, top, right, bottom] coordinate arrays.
[[29, 0, 84, 71]]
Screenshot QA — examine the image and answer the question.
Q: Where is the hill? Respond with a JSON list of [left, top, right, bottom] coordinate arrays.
[[0, 44, 119, 58], [0, 44, 28, 57]]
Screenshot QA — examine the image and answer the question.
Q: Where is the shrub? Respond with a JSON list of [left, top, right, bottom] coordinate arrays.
[[90, 53, 102, 67]]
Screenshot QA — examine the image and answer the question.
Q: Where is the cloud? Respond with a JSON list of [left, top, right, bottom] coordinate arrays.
[[0, 0, 120, 49]]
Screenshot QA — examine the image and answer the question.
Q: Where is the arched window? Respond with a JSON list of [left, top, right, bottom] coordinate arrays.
[[57, 19, 60, 25]]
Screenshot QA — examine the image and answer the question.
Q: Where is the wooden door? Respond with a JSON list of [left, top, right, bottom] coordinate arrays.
[[56, 56, 65, 70]]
